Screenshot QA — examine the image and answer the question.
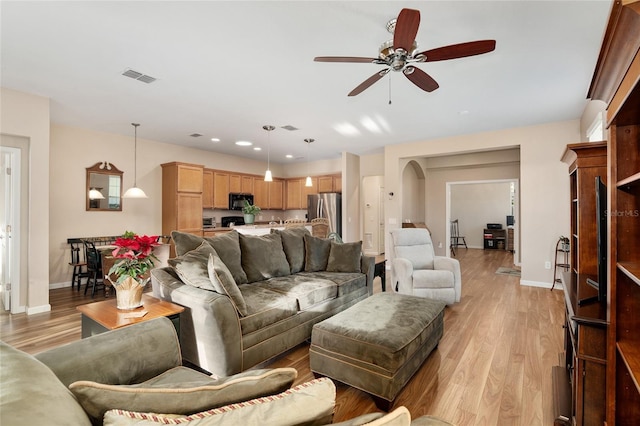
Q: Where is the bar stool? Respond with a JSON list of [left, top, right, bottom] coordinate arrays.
[[69, 240, 88, 291]]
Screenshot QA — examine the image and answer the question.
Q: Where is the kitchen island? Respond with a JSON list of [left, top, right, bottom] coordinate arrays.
[[203, 223, 311, 237]]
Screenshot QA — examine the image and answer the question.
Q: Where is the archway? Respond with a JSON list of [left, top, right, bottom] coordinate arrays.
[[401, 160, 425, 225]]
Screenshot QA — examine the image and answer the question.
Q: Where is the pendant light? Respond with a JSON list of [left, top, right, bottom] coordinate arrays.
[[263, 125, 275, 182], [304, 138, 314, 187], [123, 123, 148, 198], [88, 188, 105, 200]]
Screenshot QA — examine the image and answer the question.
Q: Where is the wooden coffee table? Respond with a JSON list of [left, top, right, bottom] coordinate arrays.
[[77, 294, 184, 338]]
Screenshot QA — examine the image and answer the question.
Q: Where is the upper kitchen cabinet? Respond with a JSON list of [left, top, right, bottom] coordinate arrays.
[[286, 179, 303, 209], [229, 174, 242, 193], [203, 169, 214, 209], [241, 175, 253, 194], [318, 176, 334, 193], [213, 171, 230, 209], [270, 179, 284, 210]]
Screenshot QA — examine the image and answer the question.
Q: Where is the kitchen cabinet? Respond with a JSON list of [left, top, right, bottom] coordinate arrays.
[[318, 176, 333, 193], [213, 171, 229, 209], [202, 169, 213, 209], [241, 175, 253, 194], [286, 179, 303, 210], [333, 175, 342, 193], [269, 180, 284, 210], [302, 177, 318, 203], [253, 177, 269, 209], [161, 162, 204, 245], [229, 174, 242, 193]]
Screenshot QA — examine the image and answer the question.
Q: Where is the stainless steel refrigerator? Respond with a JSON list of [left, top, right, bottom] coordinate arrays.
[[307, 193, 342, 237]]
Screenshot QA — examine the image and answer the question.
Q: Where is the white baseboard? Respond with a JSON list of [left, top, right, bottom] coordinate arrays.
[[520, 279, 557, 289], [50, 281, 73, 290], [26, 304, 51, 315]]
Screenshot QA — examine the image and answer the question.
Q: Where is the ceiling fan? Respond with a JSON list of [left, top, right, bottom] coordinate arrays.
[[314, 8, 496, 96]]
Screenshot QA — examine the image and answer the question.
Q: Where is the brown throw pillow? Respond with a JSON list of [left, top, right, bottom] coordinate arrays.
[[326, 241, 362, 273], [205, 230, 248, 284], [304, 234, 332, 272], [239, 233, 290, 283]]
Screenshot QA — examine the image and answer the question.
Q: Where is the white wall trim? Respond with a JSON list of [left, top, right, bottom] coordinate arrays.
[[520, 279, 554, 289], [49, 281, 72, 290], [26, 303, 51, 315]]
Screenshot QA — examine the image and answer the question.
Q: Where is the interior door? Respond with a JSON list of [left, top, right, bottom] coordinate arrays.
[[0, 147, 19, 311]]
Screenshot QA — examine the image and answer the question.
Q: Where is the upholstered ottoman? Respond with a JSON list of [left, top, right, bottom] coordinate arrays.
[[309, 292, 445, 410]]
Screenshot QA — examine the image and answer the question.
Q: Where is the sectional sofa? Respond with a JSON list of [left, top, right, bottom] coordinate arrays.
[[151, 228, 374, 377]]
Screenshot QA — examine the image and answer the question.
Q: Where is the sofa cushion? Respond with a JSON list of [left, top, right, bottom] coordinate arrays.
[[326, 241, 362, 273], [239, 233, 290, 283], [238, 285, 299, 335], [0, 341, 92, 426], [205, 230, 248, 285], [331, 407, 412, 426], [207, 254, 248, 316], [103, 377, 335, 426], [168, 241, 217, 291], [304, 234, 331, 272], [254, 274, 337, 310], [69, 366, 297, 423], [271, 227, 309, 273], [298, 271, 365, 297]]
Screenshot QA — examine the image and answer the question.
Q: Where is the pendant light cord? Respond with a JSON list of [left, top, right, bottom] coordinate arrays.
[[132, 123, 140, 186]]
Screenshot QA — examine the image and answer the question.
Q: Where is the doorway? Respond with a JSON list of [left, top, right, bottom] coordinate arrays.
[[446, 179, 520, 265], [362, 175, 384, 255]]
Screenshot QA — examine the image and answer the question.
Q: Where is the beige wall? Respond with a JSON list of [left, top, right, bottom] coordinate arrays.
[[342, 152, 360, 243], [385, 120, 577, 287], [1, 88, 51, 313]]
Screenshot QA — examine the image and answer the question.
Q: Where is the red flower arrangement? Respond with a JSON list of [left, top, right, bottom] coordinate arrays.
[[108, 231, 159, 284]]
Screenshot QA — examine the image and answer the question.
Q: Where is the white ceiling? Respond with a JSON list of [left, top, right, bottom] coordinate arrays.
[[1, 1, 611, 164]]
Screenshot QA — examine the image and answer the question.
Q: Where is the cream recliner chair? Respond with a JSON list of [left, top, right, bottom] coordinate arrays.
[[390, 228, 461, 305]]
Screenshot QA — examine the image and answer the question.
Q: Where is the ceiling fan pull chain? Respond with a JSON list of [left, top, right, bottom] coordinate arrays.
[[388, 73, 392, 105]]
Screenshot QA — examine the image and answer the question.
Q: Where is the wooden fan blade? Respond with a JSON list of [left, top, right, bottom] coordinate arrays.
[[348, 69, 389, 97], [314, 56, 378, 63], [394, 8, 420, 52], [403, 67, 439, 92], [418, 40, 496, 62]]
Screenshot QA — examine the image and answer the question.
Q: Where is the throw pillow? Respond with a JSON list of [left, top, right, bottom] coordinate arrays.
[[103, 377, 335, 426], [304, 234, 332, 272], [271, 227, 309, 273], [205, 230, 248, 284], [326, 241, 362, 273], [239, 233, 290, 283], [168, 242, 216, 291], [70, 367, 298, 423], [171, 231, 205, 257], [207, 254, 247, 316]]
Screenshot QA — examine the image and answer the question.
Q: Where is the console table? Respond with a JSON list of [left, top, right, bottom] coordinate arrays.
[[483, 228, 506, 250]]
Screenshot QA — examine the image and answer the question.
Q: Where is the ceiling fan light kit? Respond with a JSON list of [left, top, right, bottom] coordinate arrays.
[[314, 8, 496, 97]]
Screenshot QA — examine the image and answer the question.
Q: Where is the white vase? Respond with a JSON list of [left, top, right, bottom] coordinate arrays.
[[115, 276, 146, 310], [244, 214, 255, 224]]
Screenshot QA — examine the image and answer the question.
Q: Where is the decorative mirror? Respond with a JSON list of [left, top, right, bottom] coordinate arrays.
[[86, 162, 123, 211]]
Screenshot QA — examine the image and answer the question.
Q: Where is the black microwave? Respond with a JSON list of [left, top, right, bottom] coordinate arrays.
[[229, 193, 254, 210]]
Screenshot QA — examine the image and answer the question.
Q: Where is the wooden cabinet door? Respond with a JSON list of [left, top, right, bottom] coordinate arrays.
[[302, 177, 318, 202], [241, 175, 253, 194], [229, 174, 242, 193], [176, 193, 203, 231], [213, 172, 229, 209], [202, 169, 214, 208], [269, 180, 284, 210], [253, 178, 269, 209], [333, 175, 342, 192], [177, 164, 203, 193], [318, 176, 333, 193], [286, 179, 302, 209]]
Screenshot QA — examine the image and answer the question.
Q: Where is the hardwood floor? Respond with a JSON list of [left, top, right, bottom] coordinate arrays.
[[0, 248, 564, 425]]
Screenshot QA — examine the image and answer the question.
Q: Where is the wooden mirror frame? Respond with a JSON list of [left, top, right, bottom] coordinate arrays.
[[86, 162, 123, 211]]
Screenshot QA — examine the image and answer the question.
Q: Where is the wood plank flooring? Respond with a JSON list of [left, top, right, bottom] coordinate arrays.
[[0, 248, 565, 425]]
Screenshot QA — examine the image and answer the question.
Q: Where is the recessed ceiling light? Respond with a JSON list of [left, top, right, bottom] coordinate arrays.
[[253, 147, 262, 151], [211, 138, 220, 142], [458, 110, 470, 116], [285, 154, 294, 159], [235, 141, 252, 146]]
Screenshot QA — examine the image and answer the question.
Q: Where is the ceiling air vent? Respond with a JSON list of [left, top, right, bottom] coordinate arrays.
[[281, 125, 298, 131], [190, 133, 203, 138], [122, 68, 157, 84]]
